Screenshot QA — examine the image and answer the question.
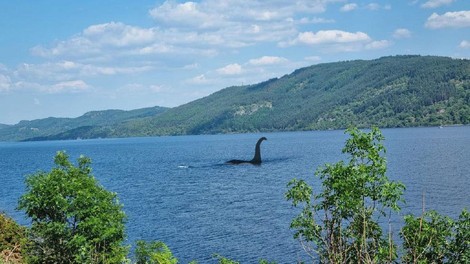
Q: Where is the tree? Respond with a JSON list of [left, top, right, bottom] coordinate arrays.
[[286, 127, 405, 263], [0, 212, 28, 263], [401, 209, 470, 263], [135, 240, 178, 264], [17, 151, 127, 263]]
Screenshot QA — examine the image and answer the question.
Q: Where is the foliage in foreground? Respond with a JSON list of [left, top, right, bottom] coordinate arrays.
[[401, 209, 470, 263], [135, 240, 178, 264], [286, 127, 469, 263], [286, 127, 405, 263], [0, 213, 28, 264], [17, 151, 128, 264]]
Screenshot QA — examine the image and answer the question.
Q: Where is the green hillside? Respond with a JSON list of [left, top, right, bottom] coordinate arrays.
[[115, 55, 470, 137], [0, 106, 168, 141], [2, 55, 469, 141]]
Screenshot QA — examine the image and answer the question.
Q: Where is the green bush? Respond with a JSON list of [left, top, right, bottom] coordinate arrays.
[[401, 209, 470, 263], [0, 213, 28, 263], [134, 240, 177, 264], [18, 151, 128, 263], [286, 127, 405, 263]]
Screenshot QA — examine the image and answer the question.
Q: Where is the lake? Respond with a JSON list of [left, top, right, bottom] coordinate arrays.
[[1, 126, 469, 263]]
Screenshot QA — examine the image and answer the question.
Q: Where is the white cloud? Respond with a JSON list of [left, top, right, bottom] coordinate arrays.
[[340, 2, 390, 12], [14, 61, 153, 83], [298, 17, 335, 24], [83, 22, 156, 46], [340, 3, 358, 12], [459, 40, 470, 49], [32, 22, 157, 58], [421, 0, 454, 9], [149, 0, 329, 28], [0, 74, 12, 92], [282, 30, 393, 53], [149, 1, 225, 29], [249, 56, 288, 66], [293, 30, 371, 45], [393, 28, 412, 39], [147, 0, 341, 46], [304, 56, 322, 62], [188, 74, 211, 85], [216, 63, 243, 75], [365, 40, 391, 50], [182, 63, 199, 70], [29, 0, 347, 80], [425, 11, 470, 29], [123, 83, 166, 93], [366, 3, 381, 10], [80, 65, 153, 76], [48, 80, 90, 93]]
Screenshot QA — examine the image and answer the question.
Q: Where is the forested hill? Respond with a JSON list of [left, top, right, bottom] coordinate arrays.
[[2, 55, 470, 141], [113, 55, 470, 137], [0, 107, 168, 141]]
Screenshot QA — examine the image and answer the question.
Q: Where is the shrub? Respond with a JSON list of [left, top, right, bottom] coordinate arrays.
[[18, 151, 127, 263]]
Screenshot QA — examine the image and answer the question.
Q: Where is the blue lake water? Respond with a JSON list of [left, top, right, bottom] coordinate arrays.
[[1, 126, 469, 263]]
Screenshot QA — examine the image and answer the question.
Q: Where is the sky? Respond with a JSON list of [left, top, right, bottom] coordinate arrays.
[[0, 0, 469, 124]]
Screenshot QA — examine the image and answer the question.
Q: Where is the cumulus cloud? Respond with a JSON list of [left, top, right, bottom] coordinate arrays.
[[393, 28, 412, 39], [421, 0, 454, 9], [281, 30, 393, 53], [0, 74, 12, 92], [188, 74, 211, 85], [32, 22, 157, 58], [297, 17, 335, 24], [28, 1, 344, 73], [365, 40, 391, 50], [149, 1, 225, 29], [149, 0, 337, 25], [12, 0, 404, 104], [340, 3, 358, 12], [340, 2, 390, 12], [460, 40, 470, 49], [304, 56, 322, 62], [83, 22, 156, 46], [48, 80, 90, 93], [15, 61, 153, 82], [248, 56, 288, 66], [292, 30, 371, 45], [216, 63, 243, 75], [366, 3, 380, 10], [123, 83, 166, 93], [425, 11, 470, 29], [146, 0, 342, 48]]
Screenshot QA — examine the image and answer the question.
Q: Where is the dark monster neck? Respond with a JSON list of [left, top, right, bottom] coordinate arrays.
[[251, 139, 263, 164]]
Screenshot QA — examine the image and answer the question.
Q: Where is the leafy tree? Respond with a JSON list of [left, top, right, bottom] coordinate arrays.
[[17, 151, 127, 263], [449, 209, 470, 263], [135, 240, 178, 264], [401, 209, 470, 263], [401, 210, 452, 263], [212, 254, 239, 264], [286, 127, 405, 263], [0, 212, 28, 263]]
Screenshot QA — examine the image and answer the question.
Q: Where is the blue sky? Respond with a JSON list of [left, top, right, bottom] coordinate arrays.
[[0, 0, 469, 124]]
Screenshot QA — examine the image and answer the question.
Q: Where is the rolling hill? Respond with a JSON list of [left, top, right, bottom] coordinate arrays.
[[2, 55, 469, 141], [113, 55, 470, 136], [0, 106, 168, 141]]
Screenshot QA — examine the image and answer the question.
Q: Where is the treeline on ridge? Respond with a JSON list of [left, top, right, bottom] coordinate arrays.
[[1, 55, 469, 141]]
